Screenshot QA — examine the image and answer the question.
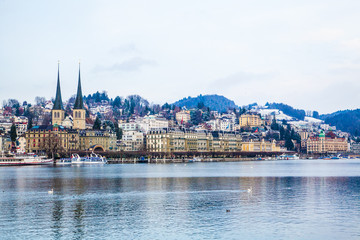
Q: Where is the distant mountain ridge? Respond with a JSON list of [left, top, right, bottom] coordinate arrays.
[[320, 109, 360, 136], [173, 94, 237, 112]]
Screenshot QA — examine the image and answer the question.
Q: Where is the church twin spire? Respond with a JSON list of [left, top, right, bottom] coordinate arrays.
[[53, 62, 84, 111]]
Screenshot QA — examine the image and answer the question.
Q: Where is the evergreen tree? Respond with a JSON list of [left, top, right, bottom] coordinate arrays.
[[191, 110, 202, 125], [93, 117, 101, 130], [279, 126, 285, 140], [197, 101, 205, 109], [27, 118, 33, 130], [10, 124, 17, 142], [114, 121, 123, 140], [162, 103, 171, 110], [112, 96, 122, 108], [15, 107, 21, 116], [285, 136, 294, 150], [284, 128, 294, 150], [271, 119, 279, 130]]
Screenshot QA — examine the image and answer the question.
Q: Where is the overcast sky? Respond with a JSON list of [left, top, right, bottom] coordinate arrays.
[[1, 0, 360, 113]]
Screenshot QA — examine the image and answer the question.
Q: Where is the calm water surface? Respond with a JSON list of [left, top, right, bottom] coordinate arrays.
[[1, 159, 360, 240]]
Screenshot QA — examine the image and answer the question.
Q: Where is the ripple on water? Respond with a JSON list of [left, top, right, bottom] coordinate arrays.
[[0, 160, 360, 239]]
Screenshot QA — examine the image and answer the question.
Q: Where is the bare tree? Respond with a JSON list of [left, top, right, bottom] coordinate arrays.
[[42, 132, 65, 158]]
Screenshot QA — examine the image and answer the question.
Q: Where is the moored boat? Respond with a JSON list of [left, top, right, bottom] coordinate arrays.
[[71, 153, 107, 164], [277, 154, 300, 160], [0, 152, 53, 166], [56, 158, 72, 165]]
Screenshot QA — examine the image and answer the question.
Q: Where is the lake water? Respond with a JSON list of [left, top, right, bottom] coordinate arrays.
[[0, 159, 360, 240]]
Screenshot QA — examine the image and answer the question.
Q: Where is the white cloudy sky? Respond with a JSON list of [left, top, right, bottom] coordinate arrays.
[[1, 0, 360, 113]]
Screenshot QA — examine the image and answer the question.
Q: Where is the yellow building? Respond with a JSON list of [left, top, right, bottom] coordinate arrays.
[[146, 130, 242, 153], [79, 129, 117, 151], [239, 114, 263, 128], [25, 125, 79, 153], [242, 139, 280, 152], [26, 126, 117, 153], [306, 132, 348, 153]]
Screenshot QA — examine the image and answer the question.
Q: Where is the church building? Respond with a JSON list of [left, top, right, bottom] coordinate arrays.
[[25, 63, 116, 153]]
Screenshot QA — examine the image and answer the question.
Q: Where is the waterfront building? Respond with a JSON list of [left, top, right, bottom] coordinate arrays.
[[241, 139, 280, 152], [0, 135, 3, 152], [121, 131, 145, 151], [239, 114, 263, 128], [78, 128, 117, 151], [350, 142, 360, 154], [3, 137, 12, 152], [210, 131, 241, 152], [25, 125, 79, 153], [306, 131, 348, 154], [146, 130, 242, 153], [17, 136, 26, 153]]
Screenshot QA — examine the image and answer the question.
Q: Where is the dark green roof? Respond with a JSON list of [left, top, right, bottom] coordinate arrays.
[[74, 66, 84, 110], [53, 63, 64, 110]]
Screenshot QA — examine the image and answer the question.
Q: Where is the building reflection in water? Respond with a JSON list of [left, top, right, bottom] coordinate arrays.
[[73, 199, 85, 239]]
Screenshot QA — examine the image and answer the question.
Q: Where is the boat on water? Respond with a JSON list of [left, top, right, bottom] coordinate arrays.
[[0, 152, 53, 166], [56, 157, 72, 165], [277, 154, 300, 160], [70, 153, 107, 164], [192, 157, 202, 162], [137, 156, 148, 163]]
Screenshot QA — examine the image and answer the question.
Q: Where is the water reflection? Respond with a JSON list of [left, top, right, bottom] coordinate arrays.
[[73, 200, 85, 239], [0, 161, 359, 239]]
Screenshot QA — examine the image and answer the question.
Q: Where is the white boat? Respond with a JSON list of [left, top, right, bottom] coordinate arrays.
[[56, 158, 72, 165], [71, 153, 107, 164], [0, 152, 53, 166], [277, 154, 300, 160]]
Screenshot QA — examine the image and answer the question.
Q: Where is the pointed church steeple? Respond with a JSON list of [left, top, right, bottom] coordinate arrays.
[[52, 61, 65, 126], [53, 62, 64, 110], [73, 62, 86, 130], [74, 63, 84, 110]]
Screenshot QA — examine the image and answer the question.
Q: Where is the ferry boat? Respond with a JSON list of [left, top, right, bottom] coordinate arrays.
[[0, 152, 53, 166], [277, 154, 300, 160], [71, 153, 107, 164], [56, 157, 72, 165]]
